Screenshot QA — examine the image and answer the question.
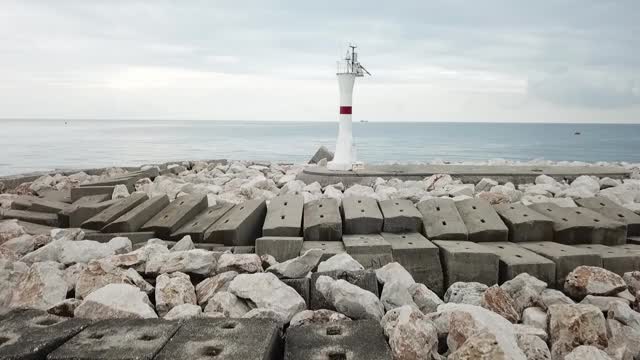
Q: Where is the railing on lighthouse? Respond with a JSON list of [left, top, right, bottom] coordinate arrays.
[[336, 45, 371, 76]]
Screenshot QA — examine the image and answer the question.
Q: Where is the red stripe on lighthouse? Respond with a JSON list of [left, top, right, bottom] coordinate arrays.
[[339, 106, 352, 114]]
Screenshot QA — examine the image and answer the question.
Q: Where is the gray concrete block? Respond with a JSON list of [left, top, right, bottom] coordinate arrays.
[[519, 242, 602, 287], [482, 242, 557, 286], [381, 232, 444, 296], [263, 194, 303, 237], [233, 246, 255, 254], [205, 199, 267, 246], [576, 196, 640, 236], [59, 199, 121, 228], [0, 209, 59, 227], [82, 193, 149, 231], [48, 318, 181, 360], [79, 168, 159, 193], [433, 240, 499, 288], [10, 195, 36, 210], [71, 193, 112, 205], [529, 202, 627, 245], [309, 270, 379, 311], [616, 243, 640, 254], [84, 231, 157, 244], [302, 198, 342, 242], [171, 203, 234, 242], [0, 309, 91, 360], [342, 234, 393, 270], [300, 241, 345, 263], [417, 197, 468, 240], [142, 194, 208, 239], [493, 202, 554, 242], [285, 320, 392, 360], [628, 237, 640, 245], [341, 196, 383, 235], [16, 220, 57, 235], [574, 244, 640, 276], [29, 198, 71, 214], [455, 198, 509, 242], [102, 195, 170, 233], [282, 277, 310, 305], [379, 199, 423, 233], [155, 318, 282, 360], [38, 188, 72, 204], [70, 186, 115, 202], [255, 236, 304, 262]]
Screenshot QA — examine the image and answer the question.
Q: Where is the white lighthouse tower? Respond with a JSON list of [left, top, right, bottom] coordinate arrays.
[[327, 45, 370, 171]]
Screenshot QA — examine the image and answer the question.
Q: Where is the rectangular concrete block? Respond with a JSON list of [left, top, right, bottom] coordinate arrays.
[[574, 244, 640, 276], [171, 203, 234, 242], [455, 198, 509, 242], [615, 243, 640, 254], [482, 242, 557, 286], [493, 203, 554, 242], [102, 195, 170, 233], [84, 231, 157, 244], [303, 198, 342, 242], [381, 232, 444, 296], [59, 199, 121, 228], [80, 168, 159, 192], [16, 220, 57, 235], [71, 185, 115, 202], [576, 196, 640, 236], [142, 194, 208, 239], [342, 234, 393, 270], [10, 195, 36, 210], [72, 193, 112, 205], [282, 277, 310, 305], [433, 240, 499, 288], [519, 241, 602, 287], [255, 236, 304, 262], [205, 199, 267, 246], [29, 198, 71, 214], [309, 270, 378, 311], [0, 209, 59, 227], [417, 197, 468, 240], [628, 237, 640, 245], [285, 320, 392, 360], [300, 241, 345, 263], [48, 318, 181, 360], [38, 188, 72, 203], [379, 199, 423, 233], [341, 196, 383, 234], [82, 193, 149, 231], [263, 194, 303, 237], [155, 318, 282, 360]]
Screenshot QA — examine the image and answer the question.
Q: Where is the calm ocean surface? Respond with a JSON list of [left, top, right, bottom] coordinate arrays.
[[1, 120, 639, 176]]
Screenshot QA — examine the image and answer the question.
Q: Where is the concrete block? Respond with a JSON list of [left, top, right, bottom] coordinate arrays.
[[309, 270, 378, 311], [48, 318, 181, 360], [302, 198, 342, 242], [285, 320, 392, 360], [574, 244, 640, 276], [10, 196, 36, 210], [342, 234, 393, 270], [84, 231, 157, 244], [102, 195, 170, 233], [0, 209, 59, 227], [519, 242, 602, 287], [494, 203, 554, 242], [70, 185, 115, 202], [529, 202, 627, 245], [628, 237, 640, 245], [615, 243, 640, 254], [0, 309, 90, 360], [38, 188, 72, 203], [300, 241, 345, 263], [379, 199, 423, 233], [59, 199, 121, 228], [71, 193, 112, 205], [417, 197, 468, 240], [576, 196, 640, 236], [16, 220, 57, 235], [482, 242, 556, 286], [341, 196, 383, 234], [263, 194, 303, 237], [455, 198, 508, 242], [171, 203, 234, 242], [382, 232, 443, 295], [205, 199, 267, 246], [82, 193, 149, 231], [142, 194, 208, 239], [155, 318, 282, 360], [433, 240, 499, 288], [282, 277, 310, 305], [233, 246, 255, 254], [255, 236, 304, 262], [79, 168, 159, 193], [29, 198, 71, 214]]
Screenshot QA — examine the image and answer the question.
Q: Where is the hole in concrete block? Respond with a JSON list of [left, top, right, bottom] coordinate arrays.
[[436, 207, 440, 211], [408, 242, 413, 245], [600, 202, 606, 206], [284, 202, 288, 206], [35, 318, 59, 326], [321, 243, 326, 246], [208, 210, 213, 214], [320, 215, 324, 218], [201, 345, 223, 357], [608, 251, 614, 254], [220, 321, 237, 329], [575, 211, 581, 214], [328, 352, 347, 360], [510, 206, 515, 210], [326, 326, 342, 335], [442, 221, 447, 226], [224, 219, 229, 223], [281, 215, 285, 220], [139, 334, 157, 341], [319, 204, 323, 208], [239, 207, 244, 211], [399, 209, 404, 213], [523, 214, 528, 217], [88, 333, 104, 340], [560, 249, 566, 252], [163, 215, 169, 219], [401, 235, 406, 239], [593, 219, 600, 222], [480, 219, 485, 223], [497, 246, 504, 249], [361, 209, 365, 213], [395, 202, 399, 205], [0, 336, 11, 346], [546, 208, 552, 212], [562, 218, 568, 222], [515, 254, 522, 258], [179, 201, 185, 205], [472, 206, 477, 210], [618, 214, 625, 218], [357, 200, 362, 204], [193, 222, 199, 226]]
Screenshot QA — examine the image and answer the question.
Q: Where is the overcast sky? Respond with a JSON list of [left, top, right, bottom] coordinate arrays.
[[1, 0, 639, 122]]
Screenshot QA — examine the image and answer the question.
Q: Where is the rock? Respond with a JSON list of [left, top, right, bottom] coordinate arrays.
[[571, 175, 601, 194], [317, 253, 364, 273], [63, 263, 87, 292], [476, 191, 511, 204], [622, 271, 640, 294], [607, 301, 640, 332], [565, 266, 627, 299], [482, 285, 520, 323], [490, 183, 522, 202], [229, 272, 306, 322], [51, 228, 85, 241], [500, 273, 547, 314], [409, 283, 443, 314], [163, 303, 202, 320], [516, 333, 551, 360], [513, 323, 548, 342], [9, 261, 67, 310], [242, 308, 289, 328], [0, 234, 36, 257], [155, 272, 197, 316], [564, 345, 612, 360], [536, 288, 575, 310], [606, 318, 640, 359], [195, 271, 238, 306], [260, 254, 277, 269], [303, 182, 322, 194], [171, 235, 195, 251], [47, 298, 81, 317], [0, 219, 26, 244], [74, 283, 157, 319], [444, 282, 488, 306], [267, 249, 322, 279], [557, 187, 596, 199], [0, 260, 28, 307], [289, 309, 351, 328], [381, 281, 418, 312], [145, 249, 217, 276], [381, 305, 439, 360], [522, 307, 547, 331], [344, 184, 377, 199], [309, 146, 334, 164], [580, 295, 629, 312], [112, 184, 130, 199], [446, 184, 475, 197], [204, 291, 250, 317], [548, 304, 608, 359], [476, 178, 499, 193], [536, 174, 558, 185], [99, 243, 169, 272], [375, 262, 415, 288], [216, 253, 262, 274], [21, 237, 132, 266], [315, 275, 384, 321], [322, 185, 344, 206], [448, 330, 508, 360], [75, 260, 152, 299]]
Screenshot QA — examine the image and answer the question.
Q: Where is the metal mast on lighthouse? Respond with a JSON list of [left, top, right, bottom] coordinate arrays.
[[327, 44, 371, 171]]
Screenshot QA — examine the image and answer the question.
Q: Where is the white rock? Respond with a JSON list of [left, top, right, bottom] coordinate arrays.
[[289, 309, 351, 328], [317, 253, 364, 273], [0, 260, 28, 307], [267, 249, 322, 279], [204, 291, 250, 317], [74, 283, 157, 319], [381, 281, 418, 312], [163, 303, 202, 320], [145, 249, 216, 276], [409, 283, 443, 314], [0, 234, 36, 257], [476, 178, 498, 193], [564, 345, 612, 360], [0, 220, 27, 245], [522, 307, 548, 331], [111, 184, 130, 199], [155, 272, 197, 316], [9, 261, 66, 310], [516, 333, 551, 360], [322, 185, 344, 206], [21, 237, 131, 266], [344, 184, 376, 198], [216, 253, 262, 274], [375, 262, 415, 288], [571, 175, 601, 194], [536, 288, 575, 310], [557, 187, 596, 199], [316, 275, 384, 321], [607, 301, 640, 332], [381, 305, 439, 360], [500, 273, 547, 314], [535, 174, 558, 185], [490, 183, 522, 202], [195, 271, 238, 306], [171, 235, 195, 251], [599, 177, 621, 189], [444, 282, 488, 306], [580, 295, 629, 312], [303, 182, 322, 194], [74, 261, 152, 299], [241, 308, 288, 328]]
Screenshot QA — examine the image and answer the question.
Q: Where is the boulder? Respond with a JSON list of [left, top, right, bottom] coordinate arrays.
[[317, 253, 364, 273], [622, 271, 640, 294], [289, 309, 351, 328], [171, 235, 195, 251], [481, 285, 520, 323], [74, 283, 157, 319], [500, 273, 547, 314], [476, 178, 498, 193], [580, 295, 629, 312], [522, 307, 547, 331], [448, 330, 508, 360], [9, 261, 67, 310], [381, 305, 439, 360], [0, 260, 28, 307], [20, 237, 132, 266], [267, 249, 322, 279], [155, 272, 197, 316], [0, 234, 36, 258], [112, 184, 130, 199], [47, 298, 81, 317], [215, 253, 262, 274], [444, 282, 488, 306], [375, 262, 415, 288], [145, 249, 217, 276], [242, 308, 289, 328], [516, 333, 551, 360], [607, 301, 640, 332], [315, 275, 384, 321], [571, 176, 601, 194], [75, 261, 152, 299], [380, 281, 418, 312], [164, 303, 202, 320], [606, 318, 640, 359], [536, 288, 575, 310], [204, 291, 250, 317], [409, 283, 443, 315], [564, 345, 612, 360], [98, 243, 169, 273], [565, 266, 627, 299], [51, 228, 85, 241], [548, 304, 608, 359], [195, 271, 238, 306]]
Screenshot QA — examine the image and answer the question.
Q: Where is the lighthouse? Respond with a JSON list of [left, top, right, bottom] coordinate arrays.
[[327, 45, 370, 171]]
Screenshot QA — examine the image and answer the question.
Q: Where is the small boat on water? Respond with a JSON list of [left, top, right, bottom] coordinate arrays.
[[574, 131, 581, 135]]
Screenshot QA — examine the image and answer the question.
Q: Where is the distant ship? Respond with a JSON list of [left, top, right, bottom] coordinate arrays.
[[574, 131, 581, 135], [360, 120, 369, 123]]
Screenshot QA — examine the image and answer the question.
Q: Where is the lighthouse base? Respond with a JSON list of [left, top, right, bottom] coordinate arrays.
[[326, 161, 352, 171]]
